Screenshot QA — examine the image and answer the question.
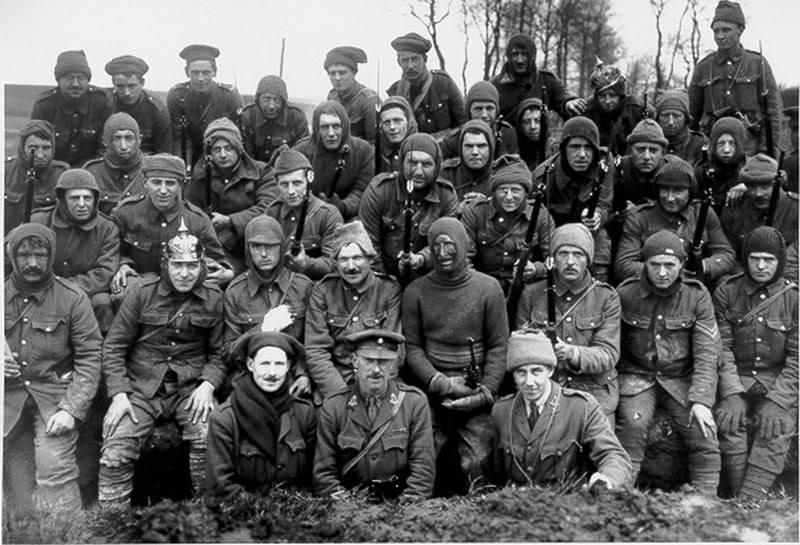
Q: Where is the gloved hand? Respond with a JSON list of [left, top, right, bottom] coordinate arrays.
[[758, 399, 792, 439], [684, 250, 705, 280], [441, 386, 493, 411], [714, 394, 748, 434]]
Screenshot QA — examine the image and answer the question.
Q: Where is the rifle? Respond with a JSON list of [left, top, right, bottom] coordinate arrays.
[[759, 40, 775, 159], [399, 178, 414, 284], [537, 86, 549, 167], [465, 336, 481, 389], [203, 147, 214, 217], [22, 154, 37, 223], [686, 146, 715, 275], [506, 181, 546, 329], [583, 155, 608, 222], [290, 188, 310, 256], [179, 94, 192, 179], [374, 103, 383, 176], [642, 91, 649, 120], [544, 167, 558, 350], [326, 144, 350, 199], [493, 114, 504, 160], [765, 150, 786, 227]]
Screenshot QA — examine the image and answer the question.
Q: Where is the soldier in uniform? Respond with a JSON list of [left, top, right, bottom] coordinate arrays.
[[375, 96, 418, 175], [30, 169, 119, 333], [656, 90, 707, 167], [461, 155, 554, 292], [713, 227, 798, 498], [293, 101, 374, 221], [313, 329, 435, 500], [5, 120, 68, 234], [517, 224, 621, 425], [440, 120, 496, 211], [325, 46, 380, 145], [359, 133, 459, 280], [688, 1, 782, 155], [694, 116, 748, 215], [403, 218, 508, 493], [265, 147, 343, 281], [186, 118, 276, 274], [110, 154, 232, 302], [616, 156, 736, 286], [386, 32, 467, 138], [582, 61, 649, 157], [533, 117, 614, 280], [240, 75, 309, 164], [305, 221, 402, 401], [489, 33, 584, 124], [491, 330, 631, 488], [31, 50, 112, 167], [783, 105, 798, 192], [83, 113, 149, 216], [440, 81, 518, 159], [515, 97, 547, 171], [721, 153, 798, 257], [98, 223, 225, 507], [4, 224, 102, 513], [104, 55, 172, 155], [207, 330, 316, 499], [223, 215, 313, 356], [616, 230, 722, 494], [167, 44, 243, 170]]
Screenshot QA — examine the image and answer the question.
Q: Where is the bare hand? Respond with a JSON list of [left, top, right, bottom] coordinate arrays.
[[185, 381, 215, 424], [398, 252, 424, 272], [210, 212, 232, 230], [289, 376, 311, 397], [689, 403, 717, 438], [284, 247, 308, 273], [447, 376, 479, 398], [725, 183, 747, 209], [205, 260, 234, 286], [111, 264, 137, 294], [588, 472, 613, 490], [565, 98, 588, 116], [5, 350, 21, 378], [46, 410, 76, 436], [580, 209, 601, 232], [103, 393, 139, 439]]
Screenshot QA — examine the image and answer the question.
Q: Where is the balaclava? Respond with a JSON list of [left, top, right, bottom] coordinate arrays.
[[8, 223, 57, 292], [742, 226, 786, 284], [428, 217, 469, 281]]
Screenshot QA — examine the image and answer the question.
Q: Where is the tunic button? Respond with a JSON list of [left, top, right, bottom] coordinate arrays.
[[21, 361, 27, 366], [527, 467, 533, 472], [20, 340, 27, 346], [63, 261, 68, 266], [353, 295, 358, 301], [565, 317, 572, 323], [167, 356, 172, 361], [565, 296, 572, 302], [161, 222, 167, 228], [759, 294, 766, 299], [170, 341, 176, 346], [657, 315, 663, 320], [22, 318, 28, 323], [353, 316, 359, 322], [726, 90, 731, 96], [503, 251, 508, 256], [655, 334, 661, 340], [23, 298, 29, 303], [290, 216, 295, 221], [756, 338, 762, 343], [755, 356, 761, 362], [752, 370, 757, 375], [757, 316, 764, 323], [566, 337, 573, 342], [175, 329, 180, 333], [45, 327, 51, 332], [24, 380, 30, 386], [566, 376, 572, 381], [498, 217, 504, 223]]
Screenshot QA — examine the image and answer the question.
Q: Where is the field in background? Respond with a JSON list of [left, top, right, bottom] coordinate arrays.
[[4, 84, 316, 159]]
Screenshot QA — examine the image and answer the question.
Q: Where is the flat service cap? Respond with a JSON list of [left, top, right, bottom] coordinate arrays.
[[346, 329, 405, 360], [179, 44, 220, 63], [391, 32, 432, 54], [105, 55, 149, 76]]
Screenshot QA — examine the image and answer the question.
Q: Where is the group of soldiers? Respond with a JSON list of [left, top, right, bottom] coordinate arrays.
[[3, 0, 798, 515]]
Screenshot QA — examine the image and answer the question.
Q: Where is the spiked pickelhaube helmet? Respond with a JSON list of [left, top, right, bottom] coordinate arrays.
[[163, 218, 205, 262]]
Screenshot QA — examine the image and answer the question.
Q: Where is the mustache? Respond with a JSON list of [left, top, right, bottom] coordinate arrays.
[[21, 266, 44, 275]]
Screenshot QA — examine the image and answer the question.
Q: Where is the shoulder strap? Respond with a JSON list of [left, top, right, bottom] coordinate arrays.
[[740, 282, 797, 324], [341, 391, 406, 477], [554, 280, 599, 327], [136, 297, 196, 345]]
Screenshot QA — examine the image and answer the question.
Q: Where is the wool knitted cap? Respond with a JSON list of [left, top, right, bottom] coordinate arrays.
[[391, 32, 431, 54], [641, 229, 686, 261], [324, 46, 367, 72], [273, 145, 312, 176], [740, 153, 778, 183], [428, 217, 469, 273], [460, 119, 496, 168], [590, 62, 626, 96], [466, 81, 499, 109], [655, 90, 691, 118], [507, 330, 556, 371], [560, 117, 600, 148], [712, 0, 745, 28], [102, 112, 140, 146], [710, 116, 746, 156], [490, 154, 532, 193], [742, 226, 786, 281], [505, 33, 536, 60], [204, 117, 243, 154], [54, 50, 91, 80], [627, 118, 668, 147], [105, 55, 148, 76], [143, 153, 185, 180], [255, 75, 288, 102], [245, 215, 285, 246], [551, 223, 594, 265], [331, 220, 376, 258], [400, 132, 442, 180], [655, 155, 696, 191]]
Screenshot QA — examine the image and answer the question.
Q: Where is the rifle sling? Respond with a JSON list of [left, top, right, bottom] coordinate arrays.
[[739, 282, 796, 325], [341, 391, 406, 477]]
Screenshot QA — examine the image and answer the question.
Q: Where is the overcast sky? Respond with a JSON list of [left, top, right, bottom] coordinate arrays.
[[1, 0, 797, 102]]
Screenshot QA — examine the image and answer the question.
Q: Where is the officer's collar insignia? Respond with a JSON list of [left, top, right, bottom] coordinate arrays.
[[348, 395, 358, 408], [389, 393, 399, 406]]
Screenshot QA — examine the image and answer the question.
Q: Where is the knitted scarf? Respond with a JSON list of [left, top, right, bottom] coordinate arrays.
[[231, 374, 292, 463]]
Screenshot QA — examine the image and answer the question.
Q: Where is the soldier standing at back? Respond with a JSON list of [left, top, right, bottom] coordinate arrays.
[[105, 55, 172, 155], [31, 50, 112, 167], [167, 44, 243, 170], [325, 46, 380, 145], [688, 1, 782, 155], [440, 120, 496, 211], [5, 120, 68, 234], [240, 75, 310, 164], [387, 32, 467, 138], [783, 106, 798, 192], [489, 33, 584, 124], [656, 90, 707, 167], [375, 96, 418, 175]]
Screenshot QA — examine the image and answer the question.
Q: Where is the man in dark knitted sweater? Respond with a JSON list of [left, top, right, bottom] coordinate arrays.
[[402, 218, 509, 492]]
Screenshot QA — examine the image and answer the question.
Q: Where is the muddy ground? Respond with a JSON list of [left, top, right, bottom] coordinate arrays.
[[4, 484, 797, 543]]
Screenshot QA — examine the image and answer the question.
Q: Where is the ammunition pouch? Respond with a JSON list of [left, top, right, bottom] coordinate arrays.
[[366, 474, 406, 502]]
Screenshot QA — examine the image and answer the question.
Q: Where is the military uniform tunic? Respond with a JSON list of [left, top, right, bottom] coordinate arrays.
[[387, 70, 467, 136], [4, 157, 67, 234], [111, 90, 173, 154], [328, 83, 380, 145], [83, 155, 148, 216], [240, 102, 310, 163], [721, 188, 799, 257]]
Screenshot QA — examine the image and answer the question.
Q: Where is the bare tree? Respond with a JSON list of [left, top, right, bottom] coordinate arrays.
[[666, 0, 690, 86], [465, 0, 507, 80], [409, 0, 452, 70], [650, 0, 668, 90], [460, 0, 470, 91], [688, 0, 703, 67]]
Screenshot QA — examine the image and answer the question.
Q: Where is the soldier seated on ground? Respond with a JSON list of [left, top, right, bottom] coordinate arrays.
[[491, 330, 631, 488], [313, 329, 435, 501], [207, 331, 316, 500]]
